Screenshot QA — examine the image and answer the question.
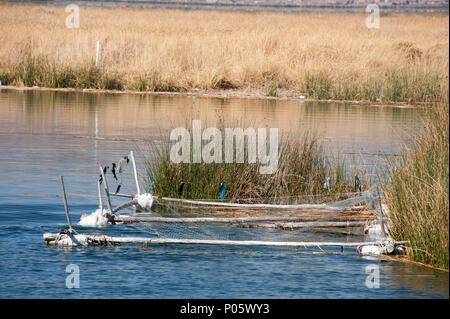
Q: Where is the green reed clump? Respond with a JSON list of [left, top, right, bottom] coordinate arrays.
[[300, 68, 447, 103], [1, 53, 123, 90], [132, 73, 179, 92], [144, 123, 361, 204], [384, 103, 449, 269], [303, 71, 333, 100], [265, 77, 279, 97]]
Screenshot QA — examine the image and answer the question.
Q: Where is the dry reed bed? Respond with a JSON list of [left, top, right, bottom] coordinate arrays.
[[0, 3, 448, 102]]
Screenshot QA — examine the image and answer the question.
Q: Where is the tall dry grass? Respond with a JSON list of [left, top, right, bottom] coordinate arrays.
[[0, 3, 448, 102], [384, 102, 449, 270]]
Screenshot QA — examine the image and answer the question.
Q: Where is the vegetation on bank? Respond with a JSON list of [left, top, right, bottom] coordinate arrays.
[[144, 122, 365, 204], [384, 103, 449, 270], [0, 4, 448, 103]]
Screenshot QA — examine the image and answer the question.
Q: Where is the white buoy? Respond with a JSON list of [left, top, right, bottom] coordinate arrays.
[[134, 193, 154, 211], [364, 221, 391, 240], [78, 208, 109, 227], [357, 239, 396, 255], [46, 233, 90, 246], [358, 245, 384, 255]]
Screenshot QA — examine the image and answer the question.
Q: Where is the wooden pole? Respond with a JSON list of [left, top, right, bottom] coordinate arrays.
[[97, 180, 103, 210], [113, 215, 371, 224], [99, 165, 113, 214], [59, 176, 73, 233], [43, 233, 409, 248], [111, 199, 138, 215], [95, 40, 100, 67], [130, 151, 140, 194], [151, 196, 343, 210], [110, 192, 135, 199], [239, 221, 368, 230]]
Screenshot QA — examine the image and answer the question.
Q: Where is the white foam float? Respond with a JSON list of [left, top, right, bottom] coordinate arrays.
[[357, 239, 397, 255], [364, 220, 391, 239], [48, 233, 90, 246], [133, 193, 154, 211], [358, 245, 384, 255], [78, 208, 110, 227]]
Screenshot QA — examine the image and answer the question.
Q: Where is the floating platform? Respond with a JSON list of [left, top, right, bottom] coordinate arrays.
[[42, 232, 407, 255]]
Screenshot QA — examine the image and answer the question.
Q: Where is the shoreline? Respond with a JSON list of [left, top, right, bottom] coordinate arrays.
[[0, 85, 432, 109]]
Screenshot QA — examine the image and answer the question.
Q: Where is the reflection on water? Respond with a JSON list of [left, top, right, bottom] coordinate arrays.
[[0, 88, 447, 299], [0, 89, 426, 162], [0, 89, 424, 141]]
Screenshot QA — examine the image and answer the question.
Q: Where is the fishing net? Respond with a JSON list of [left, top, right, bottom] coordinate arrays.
[[121, 187, 381, 245], [75, 151, 383, 251]]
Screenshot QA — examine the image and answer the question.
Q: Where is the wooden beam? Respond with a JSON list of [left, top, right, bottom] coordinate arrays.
[[113, 215, 371, 224], [152, 196, 343, 210], [99, 165, 113, 214], [43, 232, 408, 248], [59, 176, 73, 233], [239, 221, 367, 229], [111, 200, 138, 214], [110, 192, 135, 199]]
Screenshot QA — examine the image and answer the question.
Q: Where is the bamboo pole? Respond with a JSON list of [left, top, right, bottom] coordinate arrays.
[[113, 215, 371, 224], [110, 192, 135, 199], [59, 176, 73, 233], [130, 151, 140, 194], [43, 233, 409, 248], [99, 165, 113, 214], [97, 180, 103, 210], [239, 221, 367, 229], [111, 199, 138, 215], [152, 196, 343, 210]]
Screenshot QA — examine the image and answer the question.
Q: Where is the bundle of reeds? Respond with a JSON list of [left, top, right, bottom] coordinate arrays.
[[384, 102, 449, 269]]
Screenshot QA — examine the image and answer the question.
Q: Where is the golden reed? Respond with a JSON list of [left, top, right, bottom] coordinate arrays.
[[0, 3, 448, 102]]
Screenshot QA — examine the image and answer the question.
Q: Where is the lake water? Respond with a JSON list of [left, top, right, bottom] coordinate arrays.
[[0, 88, 448, 298]]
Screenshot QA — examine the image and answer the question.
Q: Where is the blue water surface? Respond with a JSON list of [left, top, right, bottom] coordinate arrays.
[[0, 89, 448, 298]]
